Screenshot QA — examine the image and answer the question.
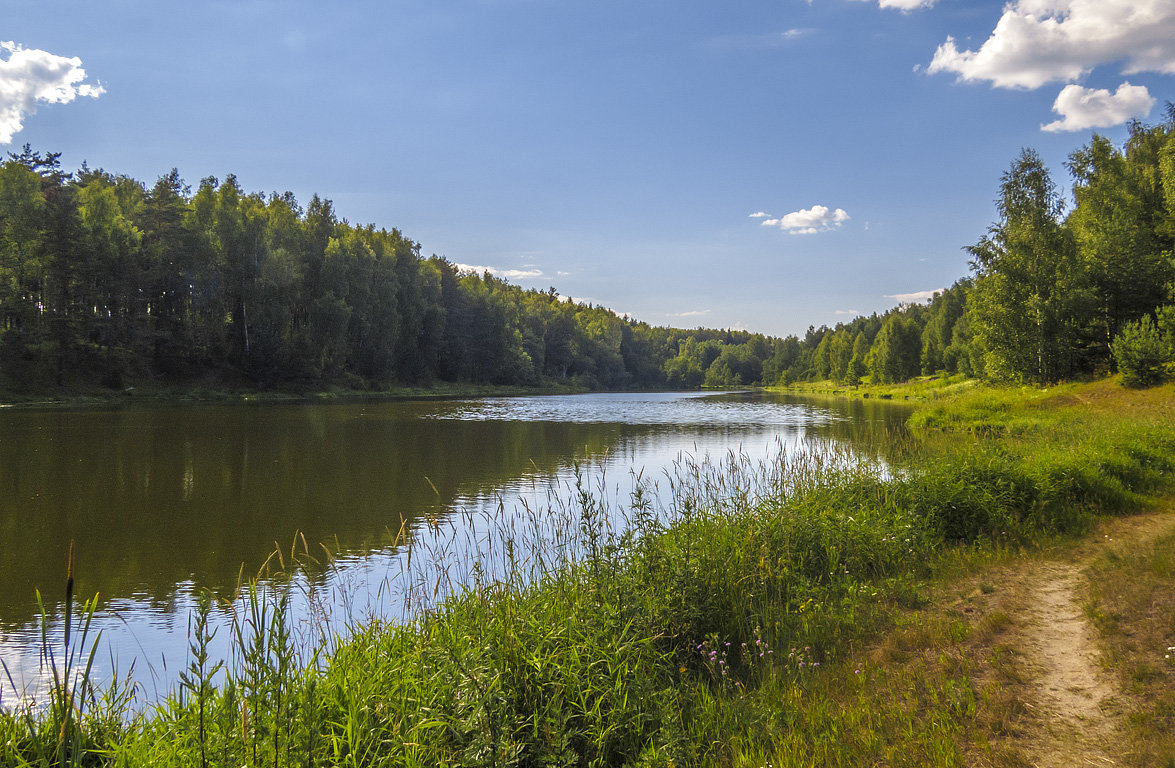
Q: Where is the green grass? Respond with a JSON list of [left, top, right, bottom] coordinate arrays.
[[1086, 527, 1175, 766], [1, 381, 1173, 766], [775, 373, 982, 402], [0, 379, 592, 409]]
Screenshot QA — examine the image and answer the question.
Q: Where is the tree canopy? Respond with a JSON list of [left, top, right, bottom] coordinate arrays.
[[3, 115, 1175, 394]]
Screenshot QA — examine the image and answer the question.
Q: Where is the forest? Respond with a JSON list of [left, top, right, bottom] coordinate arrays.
[[1, 113, 1175, 395]]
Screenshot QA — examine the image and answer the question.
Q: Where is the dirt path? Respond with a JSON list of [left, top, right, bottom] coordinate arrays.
[[1011, 562, 1120, 767], [957, 511, 1175, 767]]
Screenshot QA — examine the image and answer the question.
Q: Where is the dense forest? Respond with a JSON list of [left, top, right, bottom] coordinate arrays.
[[2, 113, 1175, 394], [0, 146, 778, 392]]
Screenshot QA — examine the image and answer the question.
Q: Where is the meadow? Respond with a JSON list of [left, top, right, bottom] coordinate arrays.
[[2, 379, 1173, 767]]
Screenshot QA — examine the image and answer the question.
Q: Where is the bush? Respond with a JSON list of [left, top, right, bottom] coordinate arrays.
[[1112, 314, 1172, 387]]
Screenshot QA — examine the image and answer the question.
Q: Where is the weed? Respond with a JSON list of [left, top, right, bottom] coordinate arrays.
[[0, 382, 1171, 766]]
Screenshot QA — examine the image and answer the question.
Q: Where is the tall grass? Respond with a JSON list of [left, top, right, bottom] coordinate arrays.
[[0, 542, 136, 767], [2, 387, 1173, 767]]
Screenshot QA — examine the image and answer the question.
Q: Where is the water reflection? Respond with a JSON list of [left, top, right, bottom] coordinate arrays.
[[0, 390, 911, 701]]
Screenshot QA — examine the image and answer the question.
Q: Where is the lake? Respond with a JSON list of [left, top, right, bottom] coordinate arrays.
[[0, 390, 910, 702]]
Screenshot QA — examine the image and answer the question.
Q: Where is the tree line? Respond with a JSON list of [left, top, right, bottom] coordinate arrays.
[[0, 147, 787, 392], [2, 112, 1174, 395], [765, 112, 1175, 388]]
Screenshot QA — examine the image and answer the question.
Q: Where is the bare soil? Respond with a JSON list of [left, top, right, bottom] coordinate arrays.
[[939, 511, 1175, 767], [1010, 561, 1120, 767]]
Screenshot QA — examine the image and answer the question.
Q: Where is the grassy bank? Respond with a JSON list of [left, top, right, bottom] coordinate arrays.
[[773, 373, 982, 402], [2, 380, 1173, 766], [0, 380, 592, 409]]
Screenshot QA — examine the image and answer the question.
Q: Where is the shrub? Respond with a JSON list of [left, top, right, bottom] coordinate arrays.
[[1112, 314, 1172, 387]]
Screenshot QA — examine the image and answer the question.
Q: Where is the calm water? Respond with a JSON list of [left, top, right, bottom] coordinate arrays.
[[0, 390, 910, 702]]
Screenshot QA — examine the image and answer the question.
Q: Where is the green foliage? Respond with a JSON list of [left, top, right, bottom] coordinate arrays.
[[5, 387, 1173, 766], [1112, 313, 1173, 387], [920, 284, 966, 375], [868, 315, 922, 384], [967, 149, 1088, 383], [7, 119, 1175, 397], [1068, 131, 1175, 361], [846, 331, 869, 386], [0, 154, 791, 394]]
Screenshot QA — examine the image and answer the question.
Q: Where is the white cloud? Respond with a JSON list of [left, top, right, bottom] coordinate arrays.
[[928, 0, 1175, 90], [756, 204, 850, 235], [748, 211, 769, 218], [885, 289, 941, 304], [1041, 82, 1155, 132], [454, 263, 543, 280], [850, 0, 936, 11], [0, 41, 105, 144], [834, 309, 861, 316], [706, 30, 811, 51], [668, 309, 711, 318]]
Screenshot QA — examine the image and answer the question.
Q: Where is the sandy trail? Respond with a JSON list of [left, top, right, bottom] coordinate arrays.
[[992, 512, 1175, 767], [1013, 562, 1119, 767]]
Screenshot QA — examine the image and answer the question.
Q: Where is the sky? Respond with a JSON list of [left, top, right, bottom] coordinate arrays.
[[2, 0, 1174, 337]]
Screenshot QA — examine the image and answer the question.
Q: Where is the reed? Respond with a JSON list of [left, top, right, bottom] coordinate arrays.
[[1, 382, 1172, 766]]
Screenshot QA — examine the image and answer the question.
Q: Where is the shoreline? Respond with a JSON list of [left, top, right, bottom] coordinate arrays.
[[0, 381, 595, 409], [2, 378, 1172, 766]]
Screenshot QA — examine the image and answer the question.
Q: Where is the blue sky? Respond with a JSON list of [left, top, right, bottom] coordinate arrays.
[[3, 0, 1174, 337]]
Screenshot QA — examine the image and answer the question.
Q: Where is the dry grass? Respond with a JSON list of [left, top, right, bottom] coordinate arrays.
[[1085, 510, 1175, 768]]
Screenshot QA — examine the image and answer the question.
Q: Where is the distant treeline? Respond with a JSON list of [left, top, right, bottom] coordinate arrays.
[[0, 146, 777, 392], [2, 114, 1174, 394]]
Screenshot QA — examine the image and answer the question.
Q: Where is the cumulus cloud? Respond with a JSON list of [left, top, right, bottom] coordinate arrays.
[[454, 263, 543, 280], [850, 0, 936, 11], [928, 0, 1175, 90], [1041, 82, 1155, 132], [885, 289, 941, 304], [0, 41, 105, 144], [755, 205, 850, 235]]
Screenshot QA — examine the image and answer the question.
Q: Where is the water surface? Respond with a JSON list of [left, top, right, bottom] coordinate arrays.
[[0, 390, 910, 700]]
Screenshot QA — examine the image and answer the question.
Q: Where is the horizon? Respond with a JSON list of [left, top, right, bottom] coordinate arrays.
[[3, 0, 1173, 337]]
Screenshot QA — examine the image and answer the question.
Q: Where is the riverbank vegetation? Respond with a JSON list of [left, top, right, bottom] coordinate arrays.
[[791, 114, 1175, 390], [2, 379, 1172, 766], [4, 114, 1175, 399]]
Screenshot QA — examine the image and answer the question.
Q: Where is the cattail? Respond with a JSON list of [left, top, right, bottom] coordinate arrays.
[[63, 540, 75, 661]]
